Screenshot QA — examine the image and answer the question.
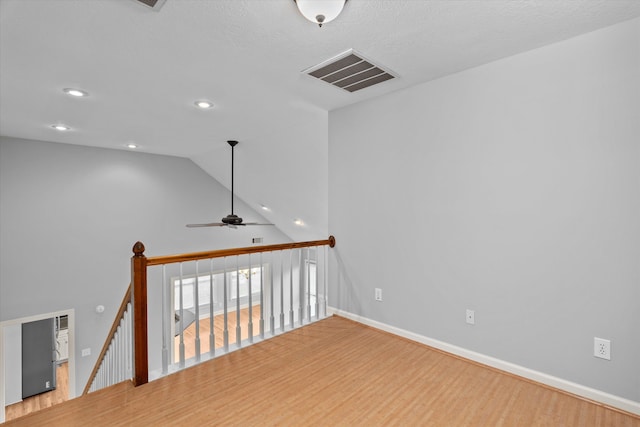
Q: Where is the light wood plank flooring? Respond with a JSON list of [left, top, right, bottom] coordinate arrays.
[[175, 306, 261, 361], [4, 316, 639, 426], [5, 307, 262, 422], [4, 362, 69, 422]]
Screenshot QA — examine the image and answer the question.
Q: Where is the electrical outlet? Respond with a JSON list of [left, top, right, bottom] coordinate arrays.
[[594, 337, 611, 360], [466, 309, 475, 325], [82, 348, 91, 357], [375, 288, 382, 301]]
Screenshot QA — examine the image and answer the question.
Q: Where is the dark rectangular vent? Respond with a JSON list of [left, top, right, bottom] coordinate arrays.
[[134, 0, 167, 11], [303, 50, 396, 92]]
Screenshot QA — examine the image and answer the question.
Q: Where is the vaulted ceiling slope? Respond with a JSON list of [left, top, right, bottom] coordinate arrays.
[[1, 0, 639, 241]]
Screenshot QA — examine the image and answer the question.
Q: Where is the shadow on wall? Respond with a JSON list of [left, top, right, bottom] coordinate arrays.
[[331, 249, 364, 316]]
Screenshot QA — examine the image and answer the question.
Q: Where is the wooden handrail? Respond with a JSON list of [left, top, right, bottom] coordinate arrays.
[[83, 284, 132, 395], [146, 236, 336, 266]]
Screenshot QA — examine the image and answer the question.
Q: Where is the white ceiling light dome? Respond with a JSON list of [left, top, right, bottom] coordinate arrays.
[[294, 0, 347, 27]]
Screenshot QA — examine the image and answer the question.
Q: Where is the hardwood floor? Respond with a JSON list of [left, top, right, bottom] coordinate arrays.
[[3, 307, 261, 422], [175, 306, 261, 361], [4, 316, 639, 426], [4, 362, 69, 422]]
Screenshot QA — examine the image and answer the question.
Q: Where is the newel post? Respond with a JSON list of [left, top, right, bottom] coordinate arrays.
[[131, 241, 148, 386]]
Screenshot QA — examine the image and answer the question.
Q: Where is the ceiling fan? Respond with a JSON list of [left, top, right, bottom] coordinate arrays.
[[186, 140, 274, 228]]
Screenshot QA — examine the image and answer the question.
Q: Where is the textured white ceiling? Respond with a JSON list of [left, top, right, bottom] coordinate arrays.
[[1, 0, 639, 241]]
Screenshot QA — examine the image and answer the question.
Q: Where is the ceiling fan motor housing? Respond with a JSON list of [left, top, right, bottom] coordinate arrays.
[[222, 214, 243, 225]]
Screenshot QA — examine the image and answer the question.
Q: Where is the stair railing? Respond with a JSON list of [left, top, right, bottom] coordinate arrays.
[[83, 285, 133, 394], [86, 236, 335, 392]]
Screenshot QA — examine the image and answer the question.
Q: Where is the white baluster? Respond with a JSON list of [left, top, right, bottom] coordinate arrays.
[[289, 249, 294, 327], [269, 251, 275, 334], [194, 260, 201, 361], [178, 262, 185, 367], [307, 248, 312, 321], [323, 246, 328, 318], [161, 264, 169, 374], [280, 250, 285, 332], [209, 258, 215, 357], [259, 252, 265, 339], [127, 302, 132, 378], [113, 336, 117, 382], [223, 257, 229, 352], [297, 249, 303, 325], [248, 253, 253, 343], [106, 350, 111, 387], [313, 248, 319, 319], [112, 338, 116, 385], [235, 256, 241, 347], [114, 328, 119, 383], [116, 315, 121, 383]]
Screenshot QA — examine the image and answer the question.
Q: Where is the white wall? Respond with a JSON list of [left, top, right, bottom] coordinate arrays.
[[2, 324, 21, 405], [0, 136, 291, 395], [329, 18, 640, 401]]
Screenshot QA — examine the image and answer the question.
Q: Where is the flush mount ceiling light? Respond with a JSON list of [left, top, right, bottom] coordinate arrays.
[[194, 100, 213, 109], [294, 0, 347, 27], [51, 124, 70, 131], [126, 143, 138, 149], [63, 88, 88, 97]]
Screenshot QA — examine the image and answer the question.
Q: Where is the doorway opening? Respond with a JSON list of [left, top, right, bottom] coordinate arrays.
[[0, 309, 75, 423]]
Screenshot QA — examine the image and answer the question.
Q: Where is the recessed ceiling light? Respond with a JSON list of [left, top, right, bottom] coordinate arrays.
[[51, 124, 70, 131], [63, 88, 88, 97], [294, 219, 304, 226], [126, 143, 138, 149], [261, 205, 271, 212], [194, 100, 213, 109]]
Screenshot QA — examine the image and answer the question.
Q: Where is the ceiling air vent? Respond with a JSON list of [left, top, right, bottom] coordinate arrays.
[[134, 0, 167, 11], [303, 50, 396, 92]]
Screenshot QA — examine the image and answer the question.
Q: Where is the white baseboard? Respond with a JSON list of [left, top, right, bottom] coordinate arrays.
[[328, 307, 640, 417]]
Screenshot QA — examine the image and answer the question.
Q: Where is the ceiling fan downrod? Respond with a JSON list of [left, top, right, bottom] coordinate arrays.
[[223, 140, 241, 225]]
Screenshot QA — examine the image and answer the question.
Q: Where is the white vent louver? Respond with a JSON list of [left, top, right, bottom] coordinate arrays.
[[134, 0, 167, 11], [303, 50, 395, 92]]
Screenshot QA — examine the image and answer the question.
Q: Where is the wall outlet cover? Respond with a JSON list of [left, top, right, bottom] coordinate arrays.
[[594, 337, 611, 360], [466, 309, 475, 325]]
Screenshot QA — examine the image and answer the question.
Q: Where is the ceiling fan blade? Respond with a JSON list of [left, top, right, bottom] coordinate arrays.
[[186, 222, 227, 228], [242, 222, 275, 226]]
